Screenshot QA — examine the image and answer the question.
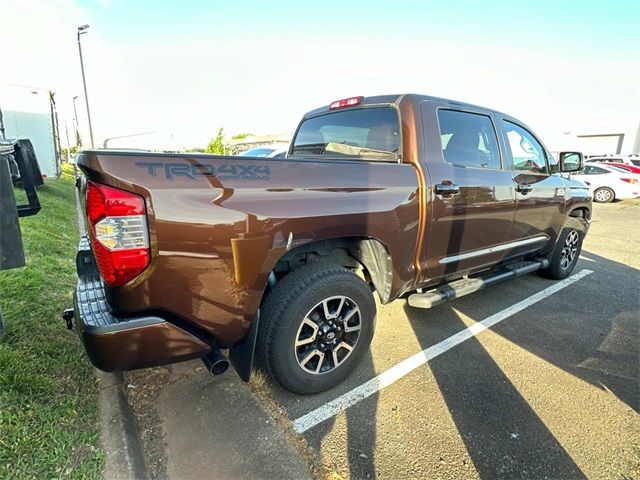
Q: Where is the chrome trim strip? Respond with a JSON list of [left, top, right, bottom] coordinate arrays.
[[439, 235, 549, 264]]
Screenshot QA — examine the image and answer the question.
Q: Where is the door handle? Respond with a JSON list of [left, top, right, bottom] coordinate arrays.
[[515, 183, 533, 194], [435, 183, 460, 196]]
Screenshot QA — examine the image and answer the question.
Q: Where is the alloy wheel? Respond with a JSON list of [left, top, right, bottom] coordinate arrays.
[[560, 229, 579, 270], [294, 295, 361, 375]]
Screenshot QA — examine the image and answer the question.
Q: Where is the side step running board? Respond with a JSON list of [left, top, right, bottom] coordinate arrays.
[[407, 259, 549, 309]]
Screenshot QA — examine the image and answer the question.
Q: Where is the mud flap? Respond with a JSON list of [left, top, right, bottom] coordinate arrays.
[[229, 310, 260, 382]]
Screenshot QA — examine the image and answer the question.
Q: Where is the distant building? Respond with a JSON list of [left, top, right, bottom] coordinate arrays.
[[575, 127, 639, 156], [551, 122, 639, 157]]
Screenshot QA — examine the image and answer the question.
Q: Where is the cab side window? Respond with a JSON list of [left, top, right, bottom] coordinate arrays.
[[584, 165, 608, 175], [437, 110, 501, 170], [502, 121, 548, 174]]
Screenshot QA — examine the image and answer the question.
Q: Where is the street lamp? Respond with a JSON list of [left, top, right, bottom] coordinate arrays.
[[77, 24, 95, 148]]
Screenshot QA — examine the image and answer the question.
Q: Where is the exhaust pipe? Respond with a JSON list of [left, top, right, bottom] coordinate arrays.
[[202, 349, 229, 376]]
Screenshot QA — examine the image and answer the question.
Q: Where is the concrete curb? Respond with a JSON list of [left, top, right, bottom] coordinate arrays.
[[74, 177, 150, 480], [96, 370, 150, 480]]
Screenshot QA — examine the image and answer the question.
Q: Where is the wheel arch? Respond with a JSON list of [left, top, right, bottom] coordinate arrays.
[[270, 236, 393, 304], [229, 236, 393, 382], [229, 236, 393, 381], [568, 206, 591, 221]]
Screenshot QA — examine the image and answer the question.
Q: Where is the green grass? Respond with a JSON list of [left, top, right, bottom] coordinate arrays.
[[0, 164, 103, 479]]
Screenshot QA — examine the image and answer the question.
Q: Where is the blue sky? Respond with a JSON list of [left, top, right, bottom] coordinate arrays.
[[92, 0, 637, 58], [3, 0, 639, 150]]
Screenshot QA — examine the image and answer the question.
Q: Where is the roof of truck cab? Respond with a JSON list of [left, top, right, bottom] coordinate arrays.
[[302, 93, 507, 118]]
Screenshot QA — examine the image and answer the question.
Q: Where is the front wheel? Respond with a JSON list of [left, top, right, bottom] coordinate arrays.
[[257, 263, 376, 394], [594, 187, 614, 203], [538, 226, 584, 280]]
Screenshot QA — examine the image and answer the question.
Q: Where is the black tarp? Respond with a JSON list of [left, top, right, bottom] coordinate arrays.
[[14, 139, 44, 186], [0, 148, 25, 271]]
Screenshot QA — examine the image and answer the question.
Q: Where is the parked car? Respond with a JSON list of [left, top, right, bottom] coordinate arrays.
[[238, 146, 287, 158], [66, 94, 591, 394], [590, 161, 640, 175], [585, 155, 640, 167], [571, 163, 640, 203]]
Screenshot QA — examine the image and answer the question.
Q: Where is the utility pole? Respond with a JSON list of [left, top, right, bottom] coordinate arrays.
[[0, 106, 5, 140], [64, 120, 71, 162], [72, 96, 82, 148], [77, 24, 95, 148]]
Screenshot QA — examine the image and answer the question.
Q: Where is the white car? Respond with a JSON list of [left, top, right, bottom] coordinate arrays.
[[585, 155, 640, 167], [238, 146, 288, 158], [572, 163, 640, 203]]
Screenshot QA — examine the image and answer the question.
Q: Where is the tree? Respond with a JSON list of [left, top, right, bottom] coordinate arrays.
[[60, 146, 78, 162], [231, 133, 253, 140], [206, 128, 227, 155]]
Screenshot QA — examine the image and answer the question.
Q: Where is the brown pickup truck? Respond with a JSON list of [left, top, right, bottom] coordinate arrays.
[[66, 94, 591, 394]]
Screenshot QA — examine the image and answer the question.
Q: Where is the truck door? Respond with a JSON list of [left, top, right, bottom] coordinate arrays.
[[419, 101, 516, 284], [496, 117, 566, 260]]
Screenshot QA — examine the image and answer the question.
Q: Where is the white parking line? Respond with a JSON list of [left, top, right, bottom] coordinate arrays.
[[292, 269, 594, 434]]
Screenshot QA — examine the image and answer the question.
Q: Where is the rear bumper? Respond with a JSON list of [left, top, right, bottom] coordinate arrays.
[[73, 236, 211, 371], [610, 184, 640, 199]]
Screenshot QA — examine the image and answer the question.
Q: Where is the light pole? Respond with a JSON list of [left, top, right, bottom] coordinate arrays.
[[72, 95, 81, 148], [77, 24, 95, 148]]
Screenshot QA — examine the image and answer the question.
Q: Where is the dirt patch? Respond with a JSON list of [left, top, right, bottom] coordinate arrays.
[[123, 364, 205, 480], [249, 368, 346, 480], [125, 361, 337, 479]]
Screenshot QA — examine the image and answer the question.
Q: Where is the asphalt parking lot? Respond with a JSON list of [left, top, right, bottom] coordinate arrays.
[[126, 199, 639, 480]]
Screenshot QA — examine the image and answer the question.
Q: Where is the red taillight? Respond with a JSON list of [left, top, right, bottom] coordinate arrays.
[[86, 181, 150, 286], [620, 178, 638, 184], [329, 96, 363, 109]]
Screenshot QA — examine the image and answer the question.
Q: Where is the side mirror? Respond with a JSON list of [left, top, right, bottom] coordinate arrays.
[[559, 151, 583, 173]]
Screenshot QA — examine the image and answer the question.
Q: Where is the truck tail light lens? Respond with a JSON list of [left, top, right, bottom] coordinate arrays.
[[329, 96, 363, 109], [620, 177, 638, 184], [86, 181, 150, 286]]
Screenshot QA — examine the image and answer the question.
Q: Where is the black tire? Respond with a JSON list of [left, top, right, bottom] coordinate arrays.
[[538, 226, 584, 280], [257, 263, 376, 394], [593, 187, 614, 203]]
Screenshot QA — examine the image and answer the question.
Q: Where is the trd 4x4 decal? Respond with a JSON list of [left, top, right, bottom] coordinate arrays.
[[135, 161, 271, 181]]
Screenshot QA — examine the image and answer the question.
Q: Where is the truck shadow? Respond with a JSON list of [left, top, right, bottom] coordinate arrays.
[[305, 350, 379, 479], [273, 251, 636, 478], [486, 249, 639, 413], [309, 263, 592, 480], [404, 302, 586, 479], [401, 251, 638, 478]]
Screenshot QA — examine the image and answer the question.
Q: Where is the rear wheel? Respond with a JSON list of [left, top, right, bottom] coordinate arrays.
[[257, 263, 376, 394], [538, 226, 583, 280], [593, 187, 614, 203]]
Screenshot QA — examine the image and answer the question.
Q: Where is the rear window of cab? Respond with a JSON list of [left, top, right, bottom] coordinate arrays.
[[291, 107, 400, 160]]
